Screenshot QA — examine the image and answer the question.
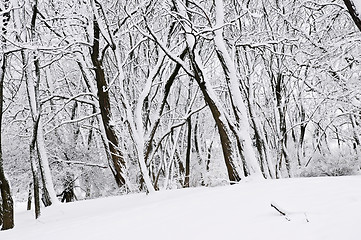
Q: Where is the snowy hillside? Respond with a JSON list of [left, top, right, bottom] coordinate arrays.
[[1, 176, 361, 240]]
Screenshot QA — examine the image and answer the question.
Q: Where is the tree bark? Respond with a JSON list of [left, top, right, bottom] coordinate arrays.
[[184, 117, 192, 187], [189, 54, 241, 183], [27, 182, 32, 211], [173, 0, 242, 183], [0, 200, 2, 227], [275, 73, 292, 177], [90, 18, 126, 188], [30, 116, 41, 219], [0, 53, 14, 230]]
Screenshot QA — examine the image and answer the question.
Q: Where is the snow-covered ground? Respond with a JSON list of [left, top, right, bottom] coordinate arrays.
[[1, 176, 361, 240]]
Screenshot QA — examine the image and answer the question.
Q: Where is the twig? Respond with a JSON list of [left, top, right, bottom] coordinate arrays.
[[271, 202, 291, 221]]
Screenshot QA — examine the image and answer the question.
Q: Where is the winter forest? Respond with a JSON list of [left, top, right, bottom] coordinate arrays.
[[1, 0, 361, 236]]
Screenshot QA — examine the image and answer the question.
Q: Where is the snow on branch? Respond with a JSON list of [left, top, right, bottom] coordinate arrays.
[[40, 93, 97, 106], [141, 21, 194, 78], [42, 93, 97, 127], [51, 157, 108, 169], [44, 112, 100, 136], [2, 35, 92, 55]]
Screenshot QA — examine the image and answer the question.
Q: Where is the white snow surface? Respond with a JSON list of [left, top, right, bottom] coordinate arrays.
[[2, 176, 361, 240]]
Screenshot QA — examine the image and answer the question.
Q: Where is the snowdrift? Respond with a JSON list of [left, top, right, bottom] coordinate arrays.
[[1, 176, 361, 240]]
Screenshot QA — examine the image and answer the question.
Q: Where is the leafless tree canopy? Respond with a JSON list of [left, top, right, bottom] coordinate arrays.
[[1, 0, 361, 228]]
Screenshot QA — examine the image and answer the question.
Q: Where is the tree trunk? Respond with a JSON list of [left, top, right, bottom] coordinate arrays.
[[0, 200, 2, 227], [214, 0, 263, 178], [90, 18, 126, 188], [174, 0, 243, 183], [144, 49, 188, 164], [350, 114, 361, 154], [190, 55, 241, 183], [193, 115, 205, 185], [235, 45, 274, 178], [0, 1, 12, 218], [30, 117, 41, 219], [0, 53, 14, 230], [76, 58, 124, 187], [27, 182, 32, 211], [297, 103, 307, 166], [27, 0, 58, 206], [21, 48, 57, 206], [275, 73, 292, 177], [184, 117, 192, 187], [163, 127, 183, 189]]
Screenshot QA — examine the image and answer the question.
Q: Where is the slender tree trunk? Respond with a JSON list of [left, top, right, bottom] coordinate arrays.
[[183, 80, 193, 187], [206, 139, 214, 172], [193, 116, 205, 185], [235, 46, 274, 178], [26, 0, 58, 206], [0, 53, 14, 230], [350, 114, 361, 154], [27, 182, 32, 211], [163, 128, 182, 189], [36, 121, 53, 207], [8, 0, 43, 221], [30, 116, 41, 219], [297, 103, 307, 166], [21, 49, 58, 206], [0, 200, 2, 227], [144, 49, 188, 164], [0, 3, 12, 222], [249, 105, 273, 179], [274, 73, 292, 177], [184, 117, 192, 187]]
